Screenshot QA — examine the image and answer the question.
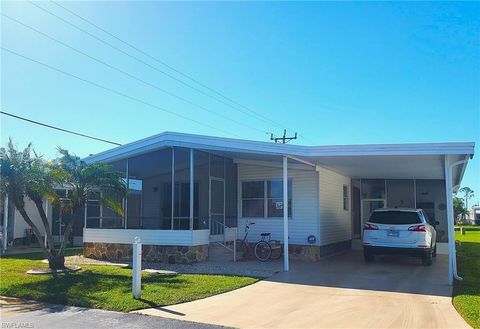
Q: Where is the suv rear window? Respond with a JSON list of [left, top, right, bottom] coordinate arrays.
[[369, 211, 421, 225]]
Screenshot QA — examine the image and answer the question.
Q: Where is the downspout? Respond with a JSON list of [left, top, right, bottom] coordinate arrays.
[[445, 156, 468, 283]]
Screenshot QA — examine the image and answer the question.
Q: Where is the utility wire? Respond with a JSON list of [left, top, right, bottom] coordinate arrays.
[[27, 1, 283, 130], [0, 110, 122, 146], [48, 1, 315, 145], [1, 47, 243, 138], [2, 13, 266, 135], [50, 0, 289, 129]]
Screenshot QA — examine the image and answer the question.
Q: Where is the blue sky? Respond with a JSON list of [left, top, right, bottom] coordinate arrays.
[[1, 1, 479, 205]]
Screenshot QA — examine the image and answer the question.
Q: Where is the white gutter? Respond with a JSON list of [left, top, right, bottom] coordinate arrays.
[[83, 131, 475, 164], [445, 156, 468, 284]]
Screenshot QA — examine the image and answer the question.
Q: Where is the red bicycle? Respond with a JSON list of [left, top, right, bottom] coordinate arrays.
[[238, 222, 282, 261]]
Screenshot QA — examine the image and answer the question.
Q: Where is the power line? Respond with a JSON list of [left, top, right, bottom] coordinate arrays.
[[49, 0, 292, 129], [1, 47, 243, 138], [1, 13, 266, 135], [48, 1, 316, 145], [27, 1, 283, 131], [0, 110, 122, 146]]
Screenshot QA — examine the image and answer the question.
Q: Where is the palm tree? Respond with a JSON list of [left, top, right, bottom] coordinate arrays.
[[0, 140, 125, 270], [1, 140, 59, 266], [54, 148, 126, 254], [459, 187, 474, 215]]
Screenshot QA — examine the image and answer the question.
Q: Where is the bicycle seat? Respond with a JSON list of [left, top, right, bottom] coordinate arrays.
[[260, 232, 271, 237]]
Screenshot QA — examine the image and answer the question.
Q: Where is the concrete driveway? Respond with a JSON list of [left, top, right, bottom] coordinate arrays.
[[136, 251, 469, 329]]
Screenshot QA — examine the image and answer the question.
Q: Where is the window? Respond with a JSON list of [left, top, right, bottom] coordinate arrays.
[[267, 180, 292, 217], [242, 181, 264, 217], [343, 185, 349, 211], [241, 180, 292, 218]]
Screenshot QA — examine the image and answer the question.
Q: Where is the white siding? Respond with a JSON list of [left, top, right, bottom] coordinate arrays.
[[84, 228, 209, 246], [13, 197, 51, 239], [237, 164, 319, 246], [318, 167, 351, 246]]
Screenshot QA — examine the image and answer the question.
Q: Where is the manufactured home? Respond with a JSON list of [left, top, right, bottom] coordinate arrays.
[[80, 132, 474, 285]]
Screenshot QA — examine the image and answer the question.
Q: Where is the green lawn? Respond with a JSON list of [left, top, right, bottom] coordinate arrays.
[[454, 230, 480, 329], [0, 252, 258, 312]]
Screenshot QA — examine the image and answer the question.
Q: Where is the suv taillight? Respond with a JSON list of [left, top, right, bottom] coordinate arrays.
[[408, 225, 427, 232], [363, 223, 379, 230]]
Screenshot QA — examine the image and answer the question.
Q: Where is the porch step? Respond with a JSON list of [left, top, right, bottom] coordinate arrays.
[[208, 243, 234, 262]]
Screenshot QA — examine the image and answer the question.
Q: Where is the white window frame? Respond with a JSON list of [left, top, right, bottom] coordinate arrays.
[[240, 179, 293, 219]]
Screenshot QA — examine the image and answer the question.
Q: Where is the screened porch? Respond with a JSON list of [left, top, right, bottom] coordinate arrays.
[[84, 147, 238, 235]]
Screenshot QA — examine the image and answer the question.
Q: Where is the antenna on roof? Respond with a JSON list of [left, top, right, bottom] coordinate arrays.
[[270, 129, 297, 144]]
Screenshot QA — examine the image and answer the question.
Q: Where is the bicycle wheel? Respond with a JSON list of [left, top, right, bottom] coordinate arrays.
[[254, 241, 272, 261]]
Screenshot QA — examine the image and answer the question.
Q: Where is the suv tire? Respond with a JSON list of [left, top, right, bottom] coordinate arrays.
[[422, 250, 433, 266]]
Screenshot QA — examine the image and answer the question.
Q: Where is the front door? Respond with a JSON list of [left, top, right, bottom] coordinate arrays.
[[210, 178, 225, 240], [361, 199, 385, 237]]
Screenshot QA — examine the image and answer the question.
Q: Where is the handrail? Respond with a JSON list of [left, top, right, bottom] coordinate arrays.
[[210, 219, 237, 262]]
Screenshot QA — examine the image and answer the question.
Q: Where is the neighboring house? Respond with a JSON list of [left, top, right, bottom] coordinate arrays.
[[471, 206, 480, 225], [1, 190, 84, 251], [82, 132, 474, 285]]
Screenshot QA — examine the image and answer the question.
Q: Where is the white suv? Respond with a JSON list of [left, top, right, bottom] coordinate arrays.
[[363, 208, 437, 266]]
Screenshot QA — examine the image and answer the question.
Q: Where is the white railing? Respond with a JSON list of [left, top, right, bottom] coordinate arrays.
[[210, 219, 237, 262]]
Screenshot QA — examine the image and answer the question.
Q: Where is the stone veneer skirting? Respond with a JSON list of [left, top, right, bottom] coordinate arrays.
[[319, 240, 352, 257], [289, 240, 352, 261], [84, 242, 208, 264]]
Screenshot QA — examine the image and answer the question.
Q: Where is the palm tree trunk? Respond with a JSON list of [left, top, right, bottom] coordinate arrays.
[[58, 205, 81, 257], [31, 198, 55, 251], [15, 203, 63, 269]]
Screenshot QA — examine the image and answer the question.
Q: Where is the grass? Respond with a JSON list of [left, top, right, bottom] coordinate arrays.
[[0, 252, 258, 312], [454, 230, 480, 329]]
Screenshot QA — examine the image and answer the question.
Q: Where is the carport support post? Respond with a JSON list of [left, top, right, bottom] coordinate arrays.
[[283, 156, 289, 272], [444, 156, 454, 286]]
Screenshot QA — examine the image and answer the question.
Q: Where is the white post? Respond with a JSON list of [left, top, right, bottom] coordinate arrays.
[[171, 148, 175, 230], [84, 201, 87, 228], [283, 156, 289, 272], [3, 194, 9, 252], [44, 198, 48, 249], [190, 149, 194, 230], [444, 156, 454, 285], [125, 159, 129, 229], [132, 236, 142, 299], [233, 228, 237, 262]]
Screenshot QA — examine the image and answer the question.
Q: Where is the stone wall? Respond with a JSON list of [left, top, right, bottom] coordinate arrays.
[[289, 244, 321, 262], [84, 242, 208, 264]]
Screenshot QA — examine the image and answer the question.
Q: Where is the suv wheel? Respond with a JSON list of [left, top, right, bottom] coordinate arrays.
[[432, 244, 437, 258], [422, 250, 433, 266], [364, 250, 375, 263]]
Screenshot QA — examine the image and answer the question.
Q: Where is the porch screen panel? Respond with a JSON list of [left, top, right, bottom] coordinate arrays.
[[127, 149, 172, 229], [415, 179, 448, 242], [386, 179, 415, 208], [101, 160, 127, 228], [210, 154, 224, 179], [361, 179, 385, 199], [174, 148, 190, 230], [225, 158, 237, 227], [194, 150, 209, 230]]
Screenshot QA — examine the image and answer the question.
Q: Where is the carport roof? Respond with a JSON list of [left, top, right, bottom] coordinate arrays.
[[84, 131, 475, 187]]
